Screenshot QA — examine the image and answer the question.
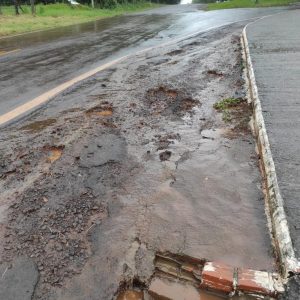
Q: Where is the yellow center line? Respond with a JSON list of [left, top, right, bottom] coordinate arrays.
[[0, 49, 21, 57]]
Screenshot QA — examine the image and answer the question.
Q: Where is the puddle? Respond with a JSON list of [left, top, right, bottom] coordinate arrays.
[[85, 101, 113, 117], [20, 118, 57, 132], [117, 290, 144, 300], [149, 277, 201, 300], [116, 254, 233, 300], [117, 279, 258, 300]]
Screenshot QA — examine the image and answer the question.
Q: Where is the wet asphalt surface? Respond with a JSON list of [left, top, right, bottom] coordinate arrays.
[[0, 5, 291, 300], [0, 5, 284, 117], [246, 9, 300, 259], [246, 11, 300, 300]]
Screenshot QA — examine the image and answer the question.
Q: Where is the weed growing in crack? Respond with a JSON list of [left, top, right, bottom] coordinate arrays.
[[222, 110, 232, 122], [214, 97, 245, 123], [213, 97, 243, 110]]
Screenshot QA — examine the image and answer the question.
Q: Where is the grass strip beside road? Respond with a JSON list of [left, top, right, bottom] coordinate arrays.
[[0, 2, 161, 37], [207, 0, 298, 10]]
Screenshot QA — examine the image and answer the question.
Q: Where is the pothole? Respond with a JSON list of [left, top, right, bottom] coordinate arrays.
[[145, 86, 199, 117], [116, 253, 273, 300], [45, 145, 64, 163], [159, 150, 172, 161], [117, 290, 144, 300]]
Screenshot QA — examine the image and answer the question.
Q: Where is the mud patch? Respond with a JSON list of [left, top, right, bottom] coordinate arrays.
[[21, 118, 57, 133], [167, 49, 184, 56], [207, 70, 223, 77], [85, 101, 113, 117], [97, 119, 118, 128], [117, 290, 144, 300], [43, 145, 65, 163], [159, 150, 172, 161], [146, 86, 199, 117], [155, 133, 180, 151]]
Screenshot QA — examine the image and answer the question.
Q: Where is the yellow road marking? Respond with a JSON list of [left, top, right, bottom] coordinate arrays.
[[0, 49, 21, 57], [0, 57, 128, 126]]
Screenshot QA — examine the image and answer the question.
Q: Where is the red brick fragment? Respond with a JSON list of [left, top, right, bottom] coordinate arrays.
[[237, 269, 274, 296], [200, 261, 234, 293]]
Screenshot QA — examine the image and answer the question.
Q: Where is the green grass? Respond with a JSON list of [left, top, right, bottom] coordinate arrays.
[[213, 97, 243, 110], [207, 0, 297, 10], [214, 97, 244, 122], [0, 2, 161, 37]]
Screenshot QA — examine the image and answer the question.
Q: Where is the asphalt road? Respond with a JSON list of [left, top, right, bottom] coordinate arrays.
[[246, 10, 300, 260], [0, 5, 284, 121], [0, 5, 291, 299], [0, 21, 275, 299]]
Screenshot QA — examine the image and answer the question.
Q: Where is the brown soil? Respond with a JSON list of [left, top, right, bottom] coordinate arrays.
[[145, 86, 199, 117]]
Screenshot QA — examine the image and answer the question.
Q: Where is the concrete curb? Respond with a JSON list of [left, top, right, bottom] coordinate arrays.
[[241, 25, 300, 277]]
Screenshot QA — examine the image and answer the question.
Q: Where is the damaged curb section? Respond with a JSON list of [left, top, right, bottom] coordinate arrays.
[[241, 25, 300, 277], [154, 254, 284, 297], [200, 261, 283, 297]]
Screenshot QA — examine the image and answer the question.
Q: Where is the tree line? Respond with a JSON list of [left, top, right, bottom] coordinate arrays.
[[1, 0, 180, 14]]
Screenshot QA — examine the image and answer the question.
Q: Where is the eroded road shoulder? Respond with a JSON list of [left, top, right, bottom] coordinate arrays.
[[0, 23, 273, 299]]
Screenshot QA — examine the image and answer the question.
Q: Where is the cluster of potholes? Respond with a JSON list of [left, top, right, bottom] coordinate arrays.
[[1, 84, 201, 297], [0, 30, 257, 299], [1, 80, 251, 296]]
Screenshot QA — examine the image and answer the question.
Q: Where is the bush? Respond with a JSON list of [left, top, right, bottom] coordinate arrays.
[[98, 0, 118, 8]]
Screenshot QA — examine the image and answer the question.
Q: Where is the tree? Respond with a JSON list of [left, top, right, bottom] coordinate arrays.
[[30, 0, 35, 15], [14, 0, 19, 15]]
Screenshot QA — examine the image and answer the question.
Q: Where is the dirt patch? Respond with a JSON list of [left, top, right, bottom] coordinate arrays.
[[159, 150, 172, 161], [43, 145, 65, 163], [207, 70, 223, 77], [155, 133, 180, 151], [145, 86, 199, 117], [97, 119, 118, 128], [167, 49, 184, 56], [117, 290, 144, 300], [85, 101, 113, 117], [21, 119, 57, 133]]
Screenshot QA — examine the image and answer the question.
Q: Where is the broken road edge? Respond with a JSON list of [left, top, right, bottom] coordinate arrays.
[[241, 23, 300, 280]]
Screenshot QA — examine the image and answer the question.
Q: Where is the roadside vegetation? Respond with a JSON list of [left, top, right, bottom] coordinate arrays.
[[213, 97, 243, 122], [0, 2, 162, 37], [193, 0, 298, 9]]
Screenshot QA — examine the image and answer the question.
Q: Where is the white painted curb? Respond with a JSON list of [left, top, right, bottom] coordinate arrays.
[[241, 25, 300, 277]]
